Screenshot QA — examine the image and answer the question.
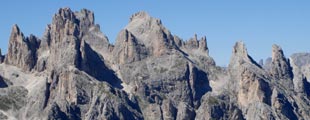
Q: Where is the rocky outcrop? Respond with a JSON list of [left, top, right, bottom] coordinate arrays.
[[184, 34, 209, 53], [4, 25, 39, 71], [1, 8, 310, 120], [81, 24, 112, 60], [290, 53, 310, 98], [270, 45, 293, 80], [271, 88, 298, 120], [36, 8, 112, 73], [38, 8, 85, 70], [290, 53, 310, 80], [125, 11, 176, 57], [196, 94, 244, 120], [228, 41, 271, 108], [112, 29, 147, 64]]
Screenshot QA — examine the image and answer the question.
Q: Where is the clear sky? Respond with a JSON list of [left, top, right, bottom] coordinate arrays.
[[0, 0, 309, 66]]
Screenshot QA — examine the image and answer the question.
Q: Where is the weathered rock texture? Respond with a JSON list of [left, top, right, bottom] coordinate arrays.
[[0, 8, 310, 120], [270, 45, 293, 80], [4, 25, 39, 71]]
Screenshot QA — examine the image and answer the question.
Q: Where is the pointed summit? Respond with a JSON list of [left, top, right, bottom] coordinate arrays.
[[270, 44, 293, 80], [50, 8, 95, 41], [271, 44, 286, 62], [126, 11, 163, 35], [233, 41, 248, 58], [199, 36, 208, 52], [10, 24, 24, 43], [36, 8, 112, 71], [12, 24, 21, 34], [5, 25, 39, 71], [129, 11, 152, 22], [54, 7, 75, 21], [124, 11, 175, 57], [184, 34, 209, 53], [229, 41, 252, 67], [229, 41, 262, 70], [228, 41, 271, 108]]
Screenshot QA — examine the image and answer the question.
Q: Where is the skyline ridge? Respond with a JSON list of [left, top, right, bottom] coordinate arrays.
[[0, 1, 309, 66]]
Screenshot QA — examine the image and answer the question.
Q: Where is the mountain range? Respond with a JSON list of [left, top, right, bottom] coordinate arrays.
[[0, 8, 310, 120]]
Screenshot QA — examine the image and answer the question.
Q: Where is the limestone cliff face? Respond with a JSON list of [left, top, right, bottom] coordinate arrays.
[[5, 25, 39, 71], [228, 42, 271, 109], [112, 29, 147, 64], [270, 45, 293, 80], [0, 8, 310, 120]]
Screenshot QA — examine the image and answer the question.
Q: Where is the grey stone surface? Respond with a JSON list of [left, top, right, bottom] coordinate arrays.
[[4, 25, 39, 71], [270, 44, 293, 80], [0, 8, 310, 120]]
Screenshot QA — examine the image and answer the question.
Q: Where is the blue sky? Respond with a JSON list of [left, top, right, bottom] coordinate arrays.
[[0, 1, 309, 66]]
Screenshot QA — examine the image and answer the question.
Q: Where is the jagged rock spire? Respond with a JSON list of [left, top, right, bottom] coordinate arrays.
[[270, 44, 293, 80], [233, 41, 248, 58], [198, 36, 208, 52], [4, 25, 39, 71], [50, 8, 95, 43], [129, 11, 152, 22], [229, 41, 262, 67], [36, 8, 106, 71], [125, 11, 175, 57], [229, 41, 251, 67], [184, 34, 209, 54], [185, 34, 199, 49], [1, 8, 310, 120], [228, 41, 271, 108]]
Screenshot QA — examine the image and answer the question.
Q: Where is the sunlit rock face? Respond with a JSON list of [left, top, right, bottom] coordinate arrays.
[[0, 8, 309, 120]]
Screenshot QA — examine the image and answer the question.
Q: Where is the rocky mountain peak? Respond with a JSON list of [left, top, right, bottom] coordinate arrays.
[[50, 8, 95, 41], [10, 24, 24, 42], [270, 44, 293, 80], [199, 36, 208, 51], [184, 34, 209, 53], [129, 11, 152, 22], [126, 11, 163, 35], [125, 11, 175, 57], [233, 41, 248, 58], [229, 41, 255, 67], [271, 44, 285, 62], [12, 24, 21, 33], [1, 8, 310, 120], [54, 8, 75, 22], [36, 8, 108, 71], [229, 41, 262, 68], [4, 25, 39, 71]]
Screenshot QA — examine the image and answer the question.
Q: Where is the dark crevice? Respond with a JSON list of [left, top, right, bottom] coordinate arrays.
[[0, 76, 8, 88], [68, 105, 81, 120], [80, 41, 123, 89], [303, 77, 310, 97], [185, 63, 194, 107], [43, 79, 51, 109], [286, 59, 294, 80], [248, 55, 263, 69], [277, 94, 298, 120]]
